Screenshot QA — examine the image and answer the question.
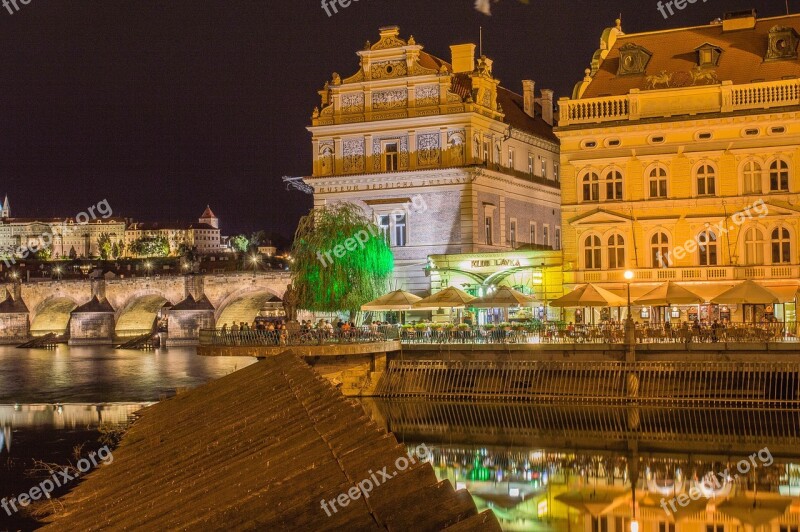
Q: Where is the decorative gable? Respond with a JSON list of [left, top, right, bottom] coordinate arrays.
[[617, 43, 653, 76], [766, 26, 800, 61]]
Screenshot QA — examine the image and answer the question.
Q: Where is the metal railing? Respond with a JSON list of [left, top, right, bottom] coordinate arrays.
[[399, 322, 798, 345], [199, 325, 400, 347]]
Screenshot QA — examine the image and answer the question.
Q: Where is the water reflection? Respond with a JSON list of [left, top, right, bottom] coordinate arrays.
[[0, 345, 256, 403], [363, 400, 800, 531]]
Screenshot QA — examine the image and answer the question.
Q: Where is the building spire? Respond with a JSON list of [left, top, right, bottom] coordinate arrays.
[[1, 195, 9, 218]]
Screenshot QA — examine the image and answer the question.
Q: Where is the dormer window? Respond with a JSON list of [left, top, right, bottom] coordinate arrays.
[[617, 43, 653, 76], [766, 26, 800, 61], [695, 43, 723, 67]]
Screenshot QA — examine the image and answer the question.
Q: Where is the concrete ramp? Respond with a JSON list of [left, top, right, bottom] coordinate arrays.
[[42, 352, 498, 531]]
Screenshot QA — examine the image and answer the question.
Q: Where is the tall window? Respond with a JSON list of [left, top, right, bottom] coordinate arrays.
[[697, 164, 716, 196], [651, 232, 670, 267], [743, 160, 762, 194], [384, 142, 399, 172], [698, 229, 718, 266], [584, 235, 602, 270], [508, 147, 515, 169], [770, 159, 789, 191], [530, 222, 537, 245], [541, 158, 547, 178], [649, 167, 668, 198], [543, 225, 550, 247], [482, 141, 490, 162], [509, 219, 517, 248], [377, 215, 390, 244], [771, 227, 791, 264], [485, 215, 493, 245], [393, 214, 407, 247], [605, 170, 623, 201], [607, 234, 625, 269], [554, 163, 560, 182], [528, 154, 534, 176], [582, 172, 600, 202], [744, 227, 765, 265], [555, 228, 561, 250]]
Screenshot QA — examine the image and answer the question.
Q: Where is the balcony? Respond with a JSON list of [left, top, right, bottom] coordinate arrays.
[[575, 265, 800, 284], [558, 78, 800, 127]]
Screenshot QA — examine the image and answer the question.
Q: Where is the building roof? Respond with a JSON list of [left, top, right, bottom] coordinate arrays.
[[582, 13, 800, 98], [0, 290, 28, 313], [200, 205, 217, 219], [41, 353, 500, 530], [126, 222, 218, 231], [421, 51, 558, 143], [71, 296, 115, 314]]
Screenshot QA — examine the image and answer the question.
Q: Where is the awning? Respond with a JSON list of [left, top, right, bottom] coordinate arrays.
[[764, 285, 800, 304], [712, 280, 782, 305]]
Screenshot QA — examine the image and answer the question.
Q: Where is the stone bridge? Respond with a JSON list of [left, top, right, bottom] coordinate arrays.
[[1, 272, 291, 346]]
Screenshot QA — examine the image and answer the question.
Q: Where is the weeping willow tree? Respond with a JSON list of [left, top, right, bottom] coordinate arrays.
[[292, 203, 394, 318]]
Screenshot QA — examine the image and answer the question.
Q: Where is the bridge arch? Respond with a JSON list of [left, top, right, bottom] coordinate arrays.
[[215, 287, 282, 327], [30, 295, 80, 336], [115, 292, 173, 335]]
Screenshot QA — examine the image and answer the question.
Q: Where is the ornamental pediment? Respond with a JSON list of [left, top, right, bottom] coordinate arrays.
[[569, 208, 633, 226]]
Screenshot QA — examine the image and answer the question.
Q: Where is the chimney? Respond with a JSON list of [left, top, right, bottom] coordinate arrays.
[[522, 80, 536, 118], [541, 89, 554, 126], [450, 44, 476, 73]]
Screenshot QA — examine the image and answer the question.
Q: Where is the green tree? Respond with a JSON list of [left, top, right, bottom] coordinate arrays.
[[97, 233, 113, 260], [130, 236, 169, 258], [291, 203, 394, 318], [231, 234, 250, 253], [34, 246, 52, 261]]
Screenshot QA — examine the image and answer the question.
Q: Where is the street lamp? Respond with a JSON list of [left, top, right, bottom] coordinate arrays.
[[54, 266, 63, 281], [250, 254, 260, 277], [144, 261, 152, 277]]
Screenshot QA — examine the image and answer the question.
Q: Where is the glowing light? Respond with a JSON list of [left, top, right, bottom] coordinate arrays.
[[624, 270, 635, 281], [631, 520, 639, 532]]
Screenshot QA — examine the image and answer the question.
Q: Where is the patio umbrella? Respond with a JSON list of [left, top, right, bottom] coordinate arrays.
[[711, 280, 781, 305], [471, 286, 537, 308], [360, 289, 422, 311], [549, 284, 627, 308], [555, 488, 628, 517], [638, 492, 707, 522], [635, 281, 705, 306], [413, 286, 476, 310], [717, 497, 792, 529]]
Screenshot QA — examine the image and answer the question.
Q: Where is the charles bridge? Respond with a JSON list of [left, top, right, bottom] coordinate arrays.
[[0, 272, 291, 346]]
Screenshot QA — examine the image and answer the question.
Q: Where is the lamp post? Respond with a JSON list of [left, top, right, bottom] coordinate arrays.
[[54, 266, 62, 281], [144, 261, 152, 278], [624, 270, 635, 350], [250, 254, 260, 278]]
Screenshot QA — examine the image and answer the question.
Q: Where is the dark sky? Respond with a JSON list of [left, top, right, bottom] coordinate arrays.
[[0, 0, 790, 238]]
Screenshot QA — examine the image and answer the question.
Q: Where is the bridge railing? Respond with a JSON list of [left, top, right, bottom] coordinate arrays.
[[199, 325, 400, 347], [398, 322, 799, 345]]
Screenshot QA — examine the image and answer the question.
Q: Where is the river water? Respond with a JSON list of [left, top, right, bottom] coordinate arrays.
[[1, 346, 799, 531]]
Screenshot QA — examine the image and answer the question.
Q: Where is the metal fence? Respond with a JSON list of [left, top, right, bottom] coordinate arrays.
[[376, 360, 800, 406], [200, 325, 399, 347]]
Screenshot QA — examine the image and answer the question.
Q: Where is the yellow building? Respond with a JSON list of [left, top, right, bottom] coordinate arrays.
[[556, 11, 800, 325]]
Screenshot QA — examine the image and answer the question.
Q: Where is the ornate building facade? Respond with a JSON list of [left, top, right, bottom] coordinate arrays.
[[556, 12, 800, 324], [305, 26, 561, 295]]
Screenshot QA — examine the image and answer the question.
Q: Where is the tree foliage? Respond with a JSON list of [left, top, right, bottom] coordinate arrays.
[[291, 203, 394, 315], [129, 236, 169, 257], [97, 233, 113, 260], [230, 234, 250, 253]]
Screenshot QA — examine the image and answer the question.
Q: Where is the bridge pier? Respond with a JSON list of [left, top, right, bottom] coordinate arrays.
[[0, 288, 30, 344], [166, 294, 216, 347], [69, 296, 116, 346]]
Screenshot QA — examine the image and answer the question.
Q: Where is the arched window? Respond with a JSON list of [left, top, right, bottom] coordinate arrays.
[[743, 227, 765, 265], [582, 172, 600, 202], [650, 232, 670, 268], [584, 235, 602, 270], [607, 234, 625, 269], [648, 167, 668, 198], [605, 170, 623, 201], [698, 229, 718, 266], [696, 164, 716, 196], [769, 159, 789, 192], [742, 160, 762, 194], [771, 227, 792, 264]]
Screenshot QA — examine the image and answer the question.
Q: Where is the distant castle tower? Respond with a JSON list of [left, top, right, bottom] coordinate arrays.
[[1, 195, 9, 218], [199, 205, 219, 229]]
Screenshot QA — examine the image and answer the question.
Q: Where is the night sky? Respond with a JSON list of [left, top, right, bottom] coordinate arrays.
[[0, 0, 790, 238]]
